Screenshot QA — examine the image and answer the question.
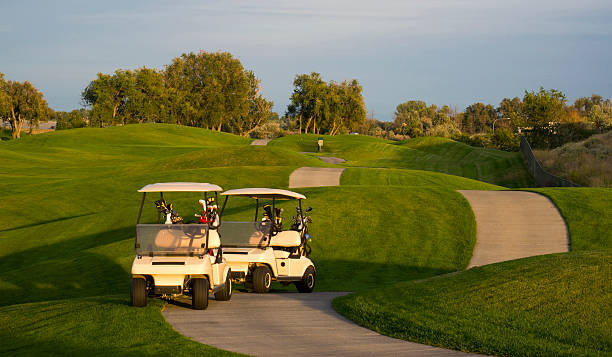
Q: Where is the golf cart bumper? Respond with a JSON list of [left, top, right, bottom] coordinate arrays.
[[131, 256, 214, 288]]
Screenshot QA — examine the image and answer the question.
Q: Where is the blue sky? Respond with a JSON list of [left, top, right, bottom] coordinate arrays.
[[1, 0, 611, 121]]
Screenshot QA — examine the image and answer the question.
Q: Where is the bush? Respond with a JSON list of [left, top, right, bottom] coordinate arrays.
[[250, 121, 285, 139], [491, 128, 520, 151]]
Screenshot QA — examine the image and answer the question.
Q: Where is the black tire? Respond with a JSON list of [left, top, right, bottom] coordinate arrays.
[[214, 271, 232, 301], [252, 266, 272, 293], [130, 278, 147, 307], [192, 278, 209, 310], [295, 266, 315, 293]]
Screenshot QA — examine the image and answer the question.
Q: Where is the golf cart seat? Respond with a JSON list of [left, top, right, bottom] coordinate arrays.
[[269, 230, 301, 247]]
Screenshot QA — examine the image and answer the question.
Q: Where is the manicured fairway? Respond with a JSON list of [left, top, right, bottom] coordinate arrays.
[[333, 251, 612, 357]]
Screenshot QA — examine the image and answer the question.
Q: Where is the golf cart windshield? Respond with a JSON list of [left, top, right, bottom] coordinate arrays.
[[218, 221, 272, 248], [136, 224, 209, 256]]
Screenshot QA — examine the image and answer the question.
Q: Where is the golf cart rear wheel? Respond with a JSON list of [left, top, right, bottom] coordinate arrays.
[[295, 266, 315, 293], [214, 272, 232, 301], [130, 278, 147, 307], [253, 266, 272, 293], [192, 278, 209, 310]]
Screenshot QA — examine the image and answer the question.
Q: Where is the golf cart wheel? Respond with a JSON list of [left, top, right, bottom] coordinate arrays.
[[130, 278, 147, 307], [214, 271, 232, 301], [253, 266, 272, 293], [295, 266, 315, 293], [192, 278, 209, 310]]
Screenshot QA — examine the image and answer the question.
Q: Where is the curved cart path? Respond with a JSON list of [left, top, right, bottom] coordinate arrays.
[[251, 139, 271, 146], [458, 190, 569, 268], [289, 167, 345, 188], [163, 292, 477, 357]]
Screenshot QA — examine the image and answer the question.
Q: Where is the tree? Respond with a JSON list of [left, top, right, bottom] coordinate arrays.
[[522, 87, 567, 128], [497, 97, 525, 128], [228, 71, 274, 136], [287, 73, 365, 135], [164, 51, 252, 131], [82, 70, 136, 127], [588, 101, 612, 130], [573, 94, 603, 117], [462, 102, 496, 134], [1, 77, 50, 139]]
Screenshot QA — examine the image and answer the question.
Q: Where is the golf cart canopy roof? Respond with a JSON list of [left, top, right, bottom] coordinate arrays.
[[221, 188, 306, 200], [138, 182, 223, 193]]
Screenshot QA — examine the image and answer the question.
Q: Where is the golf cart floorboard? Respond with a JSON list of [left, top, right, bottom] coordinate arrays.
[[276, 276, 302, 282]]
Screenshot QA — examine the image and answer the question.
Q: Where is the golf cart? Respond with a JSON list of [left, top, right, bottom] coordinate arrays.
[[219, 188, 315, 293], [130, 182, 232, 310]]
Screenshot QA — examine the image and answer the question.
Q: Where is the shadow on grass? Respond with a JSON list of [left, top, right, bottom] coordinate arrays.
[[0, 226, 134, 307], [0, 213, 98, 233]]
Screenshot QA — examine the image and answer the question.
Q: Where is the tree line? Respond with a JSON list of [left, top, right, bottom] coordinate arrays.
[[384, 88, 612, 149], [2, 49, 610, 149], [80, 51, 274, 136]]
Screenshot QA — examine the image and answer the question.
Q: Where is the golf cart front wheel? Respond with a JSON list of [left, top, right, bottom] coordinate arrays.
[[130, 278, 147, 307], [192, 278, 209, 310], [253, 266, 272, 293], [295, 266, 315, 293], [214, 271, 232, 301]]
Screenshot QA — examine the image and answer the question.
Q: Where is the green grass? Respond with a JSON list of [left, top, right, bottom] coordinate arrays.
[[3, 125, 607, 356], [333, 251, 612, 357], [341, 167, 503, 190], [269, 134, 534, 188], [0, 124, 492, 355], [527, 188, 612, 251], [1, 296, 238, 356]]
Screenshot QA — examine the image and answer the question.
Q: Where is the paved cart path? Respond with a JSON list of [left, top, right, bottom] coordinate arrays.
[[251, 139, 271, 146], [163, 292, 477, 357], [458, 190, 569, 268], [289, 167, 345, 188], [318, 156, 346, 164]]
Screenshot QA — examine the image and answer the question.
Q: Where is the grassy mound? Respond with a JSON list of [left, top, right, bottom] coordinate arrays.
[[341, 168, 502, 190], [534, 131, 612, 187], [269, 134, 533, 187], [333, 251, 612, 357]]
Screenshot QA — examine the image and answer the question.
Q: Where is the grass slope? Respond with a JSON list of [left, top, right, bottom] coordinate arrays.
[[333, 251, 612, 357], [269, 134, 534, 188], [528, 188, 612, 251], [0, 124, 490, 355]]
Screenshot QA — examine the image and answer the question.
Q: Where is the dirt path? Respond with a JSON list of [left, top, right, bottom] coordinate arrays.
[[289, 167, 345, 188], [458, 190, 569, 268], [250, 139, 271, 146], [163, 292, 476, 357]]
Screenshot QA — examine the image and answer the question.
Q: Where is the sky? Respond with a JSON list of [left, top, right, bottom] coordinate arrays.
[[1, 0, 611, 121]]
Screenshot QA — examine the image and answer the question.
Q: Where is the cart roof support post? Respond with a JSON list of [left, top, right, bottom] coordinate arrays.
[[255, 198, 259, 221], [137, 192, 146, 224]]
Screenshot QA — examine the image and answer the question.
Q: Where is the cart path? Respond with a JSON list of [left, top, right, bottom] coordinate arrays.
[[458, 190, 569, 268], [318, 156, 346, 164], [250, 139, 271, 146], [289, 167, 345, 188], [163, 292, 478, 357]]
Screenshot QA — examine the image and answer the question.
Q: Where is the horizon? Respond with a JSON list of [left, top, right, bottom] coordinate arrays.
[[1, 0, 611, 121]]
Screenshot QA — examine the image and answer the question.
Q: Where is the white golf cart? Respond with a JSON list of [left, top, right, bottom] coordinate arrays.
[[130, 182, 232, 310], [218, 188, 315, 293]]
